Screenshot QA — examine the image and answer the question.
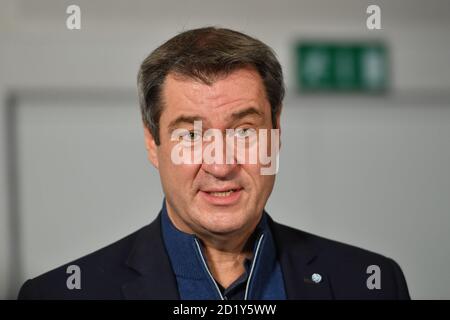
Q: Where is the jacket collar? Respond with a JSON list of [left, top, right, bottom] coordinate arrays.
[[122, 212, 179, 299], [267, 215, 334, 299], [122, 207, 333, 300]]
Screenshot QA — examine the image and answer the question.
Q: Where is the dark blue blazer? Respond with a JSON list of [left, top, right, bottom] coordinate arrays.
[[18, 213, 410, 300]]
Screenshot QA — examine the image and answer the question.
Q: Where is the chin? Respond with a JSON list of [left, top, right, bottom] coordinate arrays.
[[201, 214, 248, 235], [204, 224, 243, 235]]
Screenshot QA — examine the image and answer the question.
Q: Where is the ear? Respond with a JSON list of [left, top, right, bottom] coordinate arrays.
[[143, 124, 159, 169], [275, 108, 282, 150]]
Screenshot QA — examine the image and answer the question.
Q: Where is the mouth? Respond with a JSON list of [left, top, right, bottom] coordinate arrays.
[[199, 187, 243, 205], [206, 189, 238, 197]]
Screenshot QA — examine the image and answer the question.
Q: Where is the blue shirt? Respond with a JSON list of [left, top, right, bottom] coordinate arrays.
[[160, 200, 287, 300], [216, 257, 252, 300]]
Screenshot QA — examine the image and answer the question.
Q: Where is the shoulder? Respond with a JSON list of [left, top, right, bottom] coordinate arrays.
[[273, 221, 388, 262], [270, 220, 410, 299], [17, 225, 147, 300]]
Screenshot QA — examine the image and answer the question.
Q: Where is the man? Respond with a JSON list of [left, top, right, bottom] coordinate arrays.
[[18, 27, 410, 300]]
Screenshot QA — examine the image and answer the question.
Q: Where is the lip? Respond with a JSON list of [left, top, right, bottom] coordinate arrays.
[[199, 188, 243, 206]]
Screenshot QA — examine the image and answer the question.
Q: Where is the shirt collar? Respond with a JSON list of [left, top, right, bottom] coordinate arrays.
[[160, 198, 269, 280]]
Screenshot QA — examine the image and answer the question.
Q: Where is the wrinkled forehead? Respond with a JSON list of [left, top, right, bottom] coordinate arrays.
[[160, 68, 270, 126]]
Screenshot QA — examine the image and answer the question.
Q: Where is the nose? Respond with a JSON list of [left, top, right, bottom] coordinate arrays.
[[201, 162, 239, 179], [200, 130, 241, 179]]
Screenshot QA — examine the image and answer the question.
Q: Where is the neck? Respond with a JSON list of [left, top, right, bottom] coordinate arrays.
[[200, 228, 257, 289], [165, 204, 261, 288]]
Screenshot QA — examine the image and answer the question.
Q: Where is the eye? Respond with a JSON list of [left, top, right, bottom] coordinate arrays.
[[234, 127, 255, 139], [181, 130, 202, 142]]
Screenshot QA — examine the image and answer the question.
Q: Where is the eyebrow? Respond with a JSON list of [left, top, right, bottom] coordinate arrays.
[[229, 107, 264, 121], [167, 115, 205, 132], [167, 107, 264, 132]]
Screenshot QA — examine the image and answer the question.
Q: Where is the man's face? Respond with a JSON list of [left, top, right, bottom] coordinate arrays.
[[144, 67, 280, 239]]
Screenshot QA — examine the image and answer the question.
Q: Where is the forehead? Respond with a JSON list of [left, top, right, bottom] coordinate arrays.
[[160, 67, 269, 123]]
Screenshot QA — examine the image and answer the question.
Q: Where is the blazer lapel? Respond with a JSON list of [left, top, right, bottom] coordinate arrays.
[[268, 216, 334, 299], [121, 213, 179, 300]]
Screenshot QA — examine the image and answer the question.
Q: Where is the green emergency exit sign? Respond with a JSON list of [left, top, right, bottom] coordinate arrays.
[[296, 42, 388, 92]]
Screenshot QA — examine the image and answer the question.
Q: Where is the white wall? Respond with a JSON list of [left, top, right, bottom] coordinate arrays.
[[1, 0, 449, 299], [15, 92, 164, 284], [271, 95, 450, 299]]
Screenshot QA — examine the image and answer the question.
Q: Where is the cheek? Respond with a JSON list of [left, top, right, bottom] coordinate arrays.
[[241, 164, 274, 191], [157, 145, 200, 190], [242, 163, 261, 178]]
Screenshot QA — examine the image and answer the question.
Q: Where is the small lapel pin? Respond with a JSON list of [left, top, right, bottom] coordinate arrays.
[[311, 273, 322, 284]]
